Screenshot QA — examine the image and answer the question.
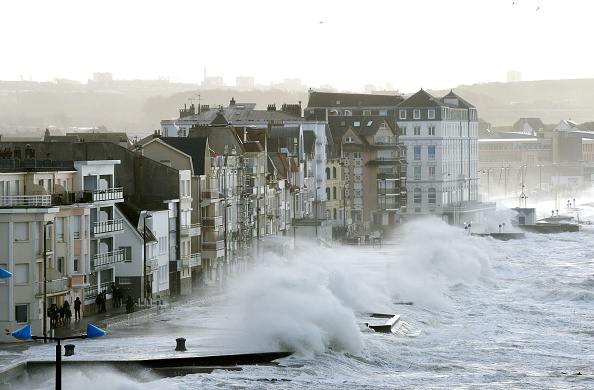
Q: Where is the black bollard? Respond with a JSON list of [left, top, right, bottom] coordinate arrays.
[[64, 344, 75, 356], [175, 338, 187, 351]]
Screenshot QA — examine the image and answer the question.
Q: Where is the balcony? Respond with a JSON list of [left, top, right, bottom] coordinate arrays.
[[202, 240, 224, 251], [202, 216, 223, 228], [36, 277, 70, 296], [180, 223, 200, 237], [377, 173, 400, 180], [201, 189, 219, 199], [182, 253, 201, 268], [87, 187, 123, 202], [93, 219, 124, 236], [148, 258, 158, 272], [92, 249, 125, 269], [0, 195, 51, 207]]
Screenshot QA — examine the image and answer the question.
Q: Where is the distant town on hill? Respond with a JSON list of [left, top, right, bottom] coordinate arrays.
[[1, 78, 592, 136]]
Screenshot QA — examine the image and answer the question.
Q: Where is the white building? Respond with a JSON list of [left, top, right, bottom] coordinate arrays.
[[397, 89, 491, 225]]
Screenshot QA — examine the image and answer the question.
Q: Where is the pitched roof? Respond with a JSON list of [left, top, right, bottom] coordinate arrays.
[[397, 89, 442, 108], [307, 91, 404, 108], [159, 137, 207, 175]]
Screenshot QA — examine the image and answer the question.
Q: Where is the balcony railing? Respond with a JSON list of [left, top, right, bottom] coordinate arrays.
[[201, 189, 219, 199], [180, 223, 200, 237], [36, 278, 70, 296], [202, 216, 223, 228], [182, 253, 201, 268], [93, 219, 124, 235], [84, 281, 113, 300], [0, 195, 51, 207], [202, 240, 224, 251], [92, 249, 125, 269], [90, 187, 123, 202]]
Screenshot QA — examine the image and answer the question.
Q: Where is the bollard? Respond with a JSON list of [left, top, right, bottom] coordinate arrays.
[[64, 344, 75, 356], [175, 337, 187, 351]]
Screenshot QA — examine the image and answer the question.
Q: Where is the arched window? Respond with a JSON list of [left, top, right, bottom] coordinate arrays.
[[326, 187, 331, 200], [326, 167, 331, 180], [332, 167, 337, 179], [333, 186, 337, 200], [333, 208, 338, 219]]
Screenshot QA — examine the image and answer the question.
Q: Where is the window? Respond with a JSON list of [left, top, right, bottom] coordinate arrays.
[[333, 186, 337, 200], [428, 188, 436, 204], [428, 109, 435, 119], [73, 257, 79, 272], [354, 121, 360, 127], [15, 304, 28, 324], [326, 167, 331, 180], [414, 188, 422, 203], [57, 257, 64, 273], [414, 126, 421, 136], [428, 145, 435, 160], [379, 110, 387, 116], [413, 146, 421, 160], [332, 167, 337, 179], [363, 110, 371, 115], [345, 137, 355, 143], [366, 121, 373, 127], [414, 166, 421, 180], [428, 124, 436, 136], [118, 276, 132, 285], [399, 110, 406, 119], [14, 222, 28, 241], [120, 247, 132, 262], [428, 166, 436, 179], [14, 263, 29, 284], [353, 152, 362, 159], [413, 110, 421, 119]]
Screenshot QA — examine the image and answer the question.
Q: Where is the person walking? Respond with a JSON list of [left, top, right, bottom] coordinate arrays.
[[74, 297, 81, 321]]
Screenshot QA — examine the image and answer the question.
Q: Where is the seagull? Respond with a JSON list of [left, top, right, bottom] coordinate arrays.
[[320, 21, 323, 24]]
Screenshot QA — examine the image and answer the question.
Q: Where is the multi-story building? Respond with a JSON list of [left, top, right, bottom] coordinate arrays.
[[0, 148, 123, 342], [397, 89, 494, 225]]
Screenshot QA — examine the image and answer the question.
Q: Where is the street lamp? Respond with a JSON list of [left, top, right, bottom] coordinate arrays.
[[12, 323, 105, 390], [43, 221, 54, 342], [142, 213, 152, 306]]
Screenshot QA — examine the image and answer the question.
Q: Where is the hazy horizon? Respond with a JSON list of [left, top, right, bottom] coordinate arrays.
[[2, 1, 592, 94]]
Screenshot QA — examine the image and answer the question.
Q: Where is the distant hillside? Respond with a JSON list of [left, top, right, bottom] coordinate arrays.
[[430, 79, 594, 127], [1, 79, 592, 135]]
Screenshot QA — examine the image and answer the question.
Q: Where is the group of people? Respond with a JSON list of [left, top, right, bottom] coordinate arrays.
[[95, 291, 108, 313], [47, 297, 82, 328]]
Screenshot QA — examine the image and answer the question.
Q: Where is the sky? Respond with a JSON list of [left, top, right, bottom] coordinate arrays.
[[1, 0, 592, 93]]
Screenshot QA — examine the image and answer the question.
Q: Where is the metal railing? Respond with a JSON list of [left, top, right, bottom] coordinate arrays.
[[93, 219, 124, 235], [202, 240, 224, 251], [180, 223, 200, 237], [92, 249, 125, 269], [84, 281, 113, 300], [36, 278, 70, 296], [0, 195, 51, 207], [91, 187, 123, 202]]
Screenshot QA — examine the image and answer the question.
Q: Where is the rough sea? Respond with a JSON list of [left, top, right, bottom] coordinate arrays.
[[8, 194, 594, 389]]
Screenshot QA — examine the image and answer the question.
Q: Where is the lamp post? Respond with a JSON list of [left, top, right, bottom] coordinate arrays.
[[142, 213, 152, 306], [537, 164, 543, 191], [12, 323, 105, 390], [43, 221, 53, 342]]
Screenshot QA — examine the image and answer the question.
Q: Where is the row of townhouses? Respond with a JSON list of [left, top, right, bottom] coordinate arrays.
[[0, 89, 494, 342]]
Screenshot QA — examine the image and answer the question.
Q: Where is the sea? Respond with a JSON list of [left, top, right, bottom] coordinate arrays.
[[7, 193, 594, 389]]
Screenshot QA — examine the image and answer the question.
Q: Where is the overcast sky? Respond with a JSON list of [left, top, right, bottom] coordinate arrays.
[[1, 0, 591, 93]]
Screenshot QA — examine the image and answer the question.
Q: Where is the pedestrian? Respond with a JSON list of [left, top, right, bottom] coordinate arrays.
[[101, 290, 107, 313], [95, 293, 103, 314], [63, 301, 72, 324], [126, 295, 135, 313], [74, 297, 81, 321]]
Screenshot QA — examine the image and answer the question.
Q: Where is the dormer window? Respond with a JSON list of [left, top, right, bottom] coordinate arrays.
[[413, 109, 421, 119], [399, 109, 407, 120], [428, 109, 435, 119], [345, 137, 355, 143]]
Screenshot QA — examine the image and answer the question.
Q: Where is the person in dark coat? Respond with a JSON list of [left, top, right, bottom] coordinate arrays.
[[126, 295, 135, 313], [63, 301, 72, 324], [74, 297, 82, 320], [95, 293, 103, 314]]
